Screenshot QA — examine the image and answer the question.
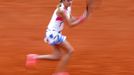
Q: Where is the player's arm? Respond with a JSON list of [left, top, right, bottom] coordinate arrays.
[[68, 0, 92, 26], [69, 11, 88, 26], [57, 8, 88, 27]]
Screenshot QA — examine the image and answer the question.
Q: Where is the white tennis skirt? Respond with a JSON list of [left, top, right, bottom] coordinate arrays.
[[45, 30, 66, 46]]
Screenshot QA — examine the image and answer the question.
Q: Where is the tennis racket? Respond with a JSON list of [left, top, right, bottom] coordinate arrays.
[[86, 0, 102, 16]]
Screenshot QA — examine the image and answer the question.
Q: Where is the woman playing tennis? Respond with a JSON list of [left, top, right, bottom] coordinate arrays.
[[26, 0, 90, 75]]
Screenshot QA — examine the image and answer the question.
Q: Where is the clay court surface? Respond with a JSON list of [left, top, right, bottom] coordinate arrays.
[[0, 0, 134, 75]]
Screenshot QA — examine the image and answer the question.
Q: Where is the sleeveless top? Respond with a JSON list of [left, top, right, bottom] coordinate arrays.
[[47, 3, 71, 32]]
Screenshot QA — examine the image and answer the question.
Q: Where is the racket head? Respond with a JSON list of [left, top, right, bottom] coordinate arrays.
[[86, 0, 103, 13]]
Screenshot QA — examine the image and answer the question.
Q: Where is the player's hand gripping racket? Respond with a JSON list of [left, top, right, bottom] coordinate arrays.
[[75, 0, 102, 23], [78, 0, 94, 22]]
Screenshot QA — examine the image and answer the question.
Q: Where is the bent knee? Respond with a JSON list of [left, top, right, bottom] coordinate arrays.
[[67, 47, 74, 55], [53, 56, 61, 60], [52, 55, 61, 60]]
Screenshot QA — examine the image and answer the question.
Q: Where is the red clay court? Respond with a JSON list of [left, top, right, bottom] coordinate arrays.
[[0, 0, 134, 75]]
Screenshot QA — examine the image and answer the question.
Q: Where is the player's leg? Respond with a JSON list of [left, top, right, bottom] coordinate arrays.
[[55, 40, 74, 72], [25, 45, 62, 67], [36, 45, 62, 60]]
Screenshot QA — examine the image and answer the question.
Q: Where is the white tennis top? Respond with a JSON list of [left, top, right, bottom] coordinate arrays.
[[47, 3, 71, 32]]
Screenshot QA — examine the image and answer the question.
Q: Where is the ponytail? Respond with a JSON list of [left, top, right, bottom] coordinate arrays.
[[60, 0, 63, 3], [57, 0, 64, 7]]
